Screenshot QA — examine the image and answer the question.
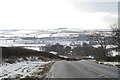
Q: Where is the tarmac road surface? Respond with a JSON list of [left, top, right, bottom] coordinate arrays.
[[46, 60, 119, 80]]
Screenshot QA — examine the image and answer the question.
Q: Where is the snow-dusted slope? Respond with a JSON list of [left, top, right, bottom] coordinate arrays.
[[0, 60, 51, 79]]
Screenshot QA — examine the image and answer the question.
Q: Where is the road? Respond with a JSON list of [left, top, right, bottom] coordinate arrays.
[[46, 60, 119, 79]]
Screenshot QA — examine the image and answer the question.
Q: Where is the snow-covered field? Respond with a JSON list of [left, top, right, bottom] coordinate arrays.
[[0, 60, 51, 79]]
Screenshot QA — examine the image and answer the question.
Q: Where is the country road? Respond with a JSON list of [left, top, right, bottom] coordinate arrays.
[[46, 60, 119, 79]]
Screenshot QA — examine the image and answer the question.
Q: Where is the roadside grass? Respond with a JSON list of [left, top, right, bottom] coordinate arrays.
[[15, 67, 22, 71], [5, 60, 15, 64], [15, 74, 23, 79], [19, 62, 54, 80], [20, 76, 40, 80], [31, 62, 54, 77]]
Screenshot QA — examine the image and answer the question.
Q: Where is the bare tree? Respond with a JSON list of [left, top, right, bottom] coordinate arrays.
[[91, 31, 111, 59], [112, 25, 120, 50], [92, 31, 109, 49]]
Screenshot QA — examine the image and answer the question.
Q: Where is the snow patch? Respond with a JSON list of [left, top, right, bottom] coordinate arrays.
[[98, 61, 120, 66], [49, 51, 58, 55]]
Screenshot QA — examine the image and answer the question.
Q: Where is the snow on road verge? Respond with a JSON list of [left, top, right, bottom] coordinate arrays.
[[98, 61, 120, 67], [0, 60, 53, 79]]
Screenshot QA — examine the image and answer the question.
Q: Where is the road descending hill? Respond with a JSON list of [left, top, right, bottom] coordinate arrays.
[[46, 60, 119, 79]]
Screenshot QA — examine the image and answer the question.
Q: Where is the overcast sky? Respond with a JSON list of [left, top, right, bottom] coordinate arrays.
[[0, 0, 119, 30]]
